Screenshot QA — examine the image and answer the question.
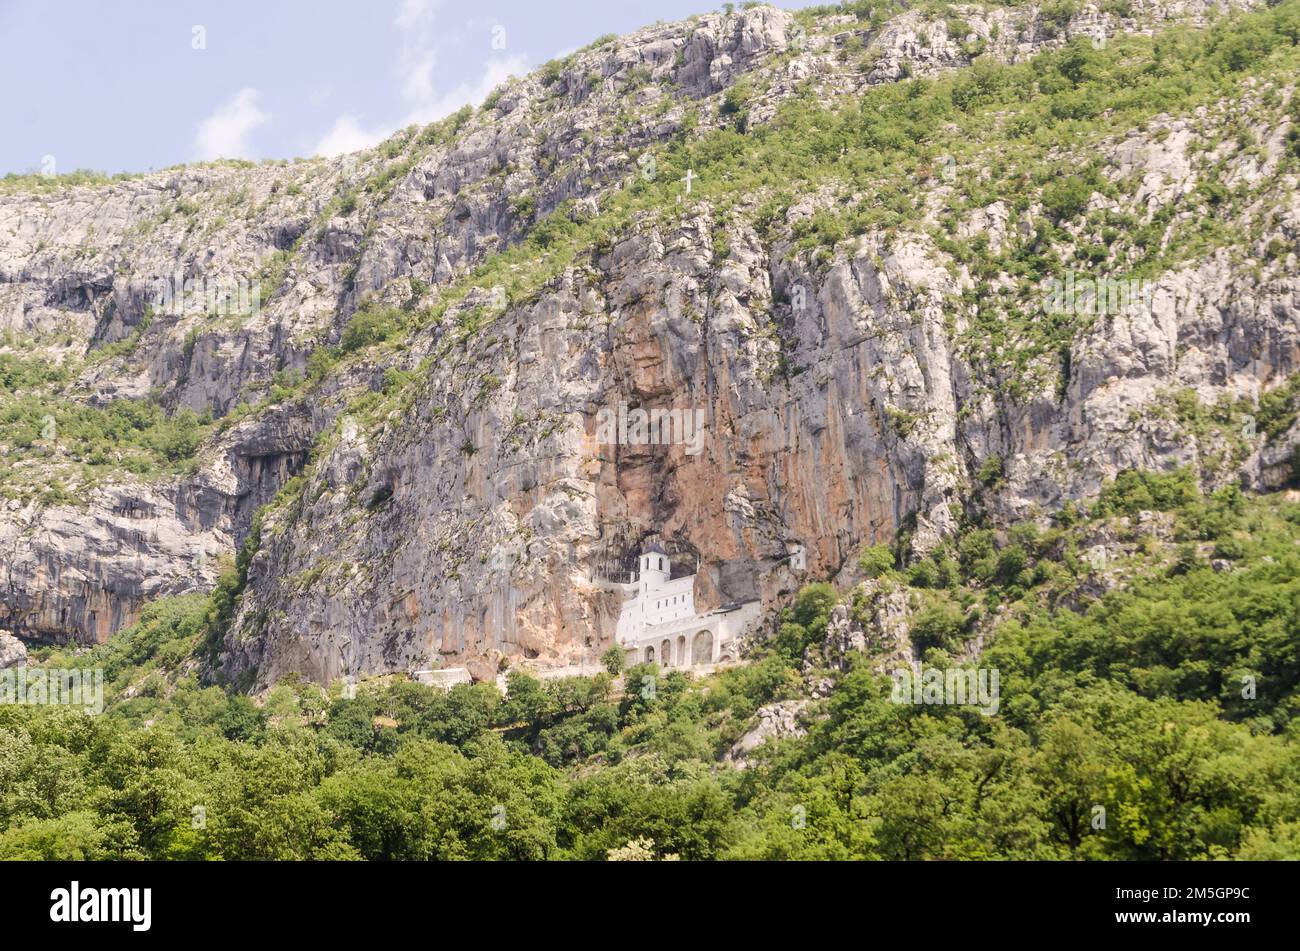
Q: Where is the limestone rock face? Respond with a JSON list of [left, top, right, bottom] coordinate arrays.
[[0, 631, 27, 669], [727, 699, 809, 766], [0, 1, 1295, 688], [805, 587, 914, 675]]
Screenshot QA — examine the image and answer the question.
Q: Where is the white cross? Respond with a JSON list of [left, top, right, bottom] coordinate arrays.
[[683, 169, 694, 194]]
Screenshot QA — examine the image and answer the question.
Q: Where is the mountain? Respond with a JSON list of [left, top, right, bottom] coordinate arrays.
[[1, 0, 1298, 694], [3, 0, 1300, 864]]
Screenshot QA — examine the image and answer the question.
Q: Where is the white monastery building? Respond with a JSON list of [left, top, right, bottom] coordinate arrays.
[[598, 540, 762, 669]]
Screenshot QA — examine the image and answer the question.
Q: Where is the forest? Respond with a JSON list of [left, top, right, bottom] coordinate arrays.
[[3, 470, 1298, 860]]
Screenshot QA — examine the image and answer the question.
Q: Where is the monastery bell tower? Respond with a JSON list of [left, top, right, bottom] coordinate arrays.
[[639, 539, 670, 595]]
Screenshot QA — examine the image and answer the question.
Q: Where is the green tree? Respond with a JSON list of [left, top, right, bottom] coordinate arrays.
[[601, 645, 626, 675]]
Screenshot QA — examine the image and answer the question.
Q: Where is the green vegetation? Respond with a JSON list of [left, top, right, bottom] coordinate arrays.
[[4, 3, 1300, 860], [0, 168, 138, 194], [339, 305, 405, 353], [0, 353, 71, 391], [0, 394, 210, 501], [858, 543, 896, 577], [70, 1, 1294, 498], [340, 0, 1300, 430], [5, 472, 1299, 859], [1257, 372, 1300, 439]]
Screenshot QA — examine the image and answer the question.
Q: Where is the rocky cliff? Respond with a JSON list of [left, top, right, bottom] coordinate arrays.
[[1, 0, 1297, 688]]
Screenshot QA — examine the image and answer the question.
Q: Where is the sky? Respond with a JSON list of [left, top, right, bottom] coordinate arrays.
[[0, 0, 806, 177]]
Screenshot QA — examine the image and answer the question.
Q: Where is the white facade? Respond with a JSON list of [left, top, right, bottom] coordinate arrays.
[[412, 668, 472, 691], [601, 545, 761, 669]]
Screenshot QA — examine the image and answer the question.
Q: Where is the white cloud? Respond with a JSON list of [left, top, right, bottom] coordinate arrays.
[[194, 88, 270, 161], [401, 50, 437, 104], [394, 0, 437, 32], [401, 54, 528, 125], [312, 54, 525, 158], [311, 0, 526, 159], [314, 115, 386, 157]]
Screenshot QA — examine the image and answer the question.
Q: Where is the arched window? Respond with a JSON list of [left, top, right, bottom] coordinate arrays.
[[658, 556, 664, 571]]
